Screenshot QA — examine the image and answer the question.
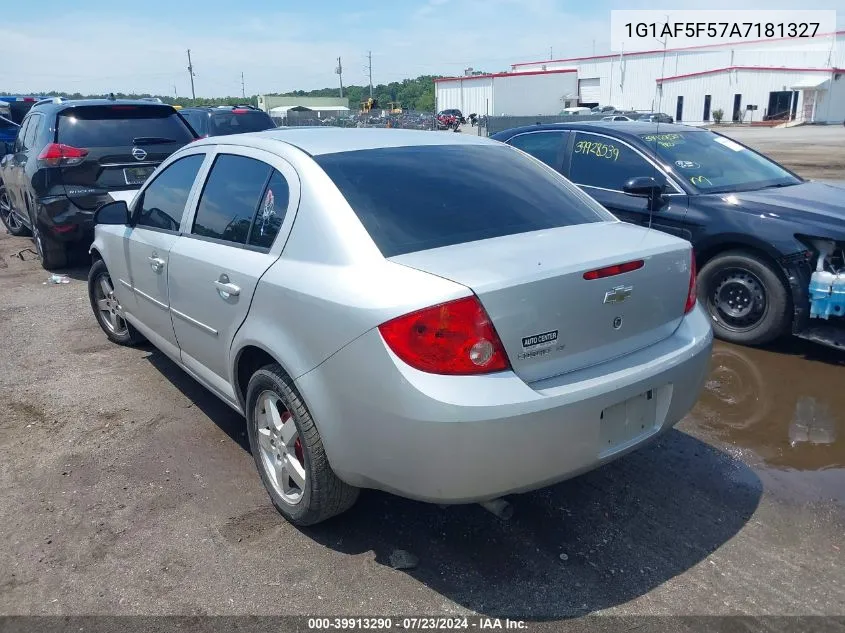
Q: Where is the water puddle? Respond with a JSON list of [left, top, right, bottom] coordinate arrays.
[[688, 342, 844, 501]]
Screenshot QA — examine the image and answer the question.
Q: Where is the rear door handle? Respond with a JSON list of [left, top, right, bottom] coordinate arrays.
[[213, 274, 240, 297], [147, 256, 165, 272]]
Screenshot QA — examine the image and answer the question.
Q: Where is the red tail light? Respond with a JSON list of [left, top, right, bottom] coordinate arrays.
[[37, 143, 88, 167], [232, 108, 249, 114], [378, 296, 510, 375], [684, 251, 697, 314], [583, 259, 644, 280]]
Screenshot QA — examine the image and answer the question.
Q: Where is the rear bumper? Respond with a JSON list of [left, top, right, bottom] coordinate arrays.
[[295, 304, 714, 503], [35, 196, 94, 244]]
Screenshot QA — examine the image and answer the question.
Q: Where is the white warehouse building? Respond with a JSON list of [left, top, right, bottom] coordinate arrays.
[[435, 31, 845, 124]]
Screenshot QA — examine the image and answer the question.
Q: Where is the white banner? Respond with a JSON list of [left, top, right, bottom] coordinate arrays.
[[610, 10, 837, 53]]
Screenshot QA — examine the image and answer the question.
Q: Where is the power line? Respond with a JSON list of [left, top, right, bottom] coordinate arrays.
[[186, 49, 196, 99]]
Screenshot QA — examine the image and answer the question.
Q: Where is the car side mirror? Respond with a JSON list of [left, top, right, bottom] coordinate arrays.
[[623, 176, 666, 207], [94, 200, 130, 225]]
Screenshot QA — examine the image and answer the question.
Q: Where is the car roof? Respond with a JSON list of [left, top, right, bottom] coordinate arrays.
[[491, 121, 702, 142], [32, 98, 179, 112], [191, 127, 495, 156]]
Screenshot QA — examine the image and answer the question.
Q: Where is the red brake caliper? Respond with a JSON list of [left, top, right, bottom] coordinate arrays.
[[281, 410, 304, 465]]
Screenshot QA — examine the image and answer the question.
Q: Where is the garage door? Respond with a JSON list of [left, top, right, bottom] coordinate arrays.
[[578, 78, 601, 105]]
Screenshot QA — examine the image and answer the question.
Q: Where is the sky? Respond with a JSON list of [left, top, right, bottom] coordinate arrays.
[[3, 0, 843, 97]]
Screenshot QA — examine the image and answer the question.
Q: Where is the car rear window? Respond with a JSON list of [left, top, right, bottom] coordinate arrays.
[[57, 105, 194, 147], [209, 111, 275, 135], [315, 144, 609, 257]]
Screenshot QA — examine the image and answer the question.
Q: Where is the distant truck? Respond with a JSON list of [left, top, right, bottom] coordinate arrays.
[[0, 96, 45, 124]]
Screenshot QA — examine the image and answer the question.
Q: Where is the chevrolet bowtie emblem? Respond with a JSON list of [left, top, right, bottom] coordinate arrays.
[[604, 285, 633, 304]]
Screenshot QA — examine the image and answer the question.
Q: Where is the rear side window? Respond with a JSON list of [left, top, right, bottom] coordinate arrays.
[[23, 114, 41, 150], [209, 111, 275, 136], [315, 144, 608, 257], [180, 111, 207, 136], [57, 105, 194, 147], [508, 131, 568, 170], [192, 154, 272, 245], [248, 170, 289, 249], [135, 154, 205, 231]]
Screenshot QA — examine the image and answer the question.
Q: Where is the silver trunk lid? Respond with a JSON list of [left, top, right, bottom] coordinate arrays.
[[390, 222, 693, 383]]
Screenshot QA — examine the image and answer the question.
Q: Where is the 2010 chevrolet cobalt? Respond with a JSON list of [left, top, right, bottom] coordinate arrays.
[[88, 128, 713, 525]]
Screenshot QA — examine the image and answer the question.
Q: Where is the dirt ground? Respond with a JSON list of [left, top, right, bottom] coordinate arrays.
[[0, 128, 843, 621]]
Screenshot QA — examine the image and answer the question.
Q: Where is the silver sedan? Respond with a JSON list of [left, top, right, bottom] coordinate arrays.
[[88, 128, 713, 525]]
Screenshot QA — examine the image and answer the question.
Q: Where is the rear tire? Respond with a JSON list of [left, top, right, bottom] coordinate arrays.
[[698, 250, 791, 346], [0, 184, 31, 237], [246, 364, 359, 526], [33, 223, 67, 270]]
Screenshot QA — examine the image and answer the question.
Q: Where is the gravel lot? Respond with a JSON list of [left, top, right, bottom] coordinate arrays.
[[0, 126, 843, 620]]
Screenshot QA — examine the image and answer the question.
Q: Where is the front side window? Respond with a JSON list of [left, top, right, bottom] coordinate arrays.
[[134, 154, 205, 231], [508, 131, 568, 170], [192, 154, 272, 245], [638, 130, 801, 193], [569, 132, 654, 191], [316, 144, 611, 257]]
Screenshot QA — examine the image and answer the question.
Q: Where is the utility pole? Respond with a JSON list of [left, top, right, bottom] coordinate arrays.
[[367, 50, 373, 98], [550, 46, 553, 60], [241, 72, 246, 99], [186, 49, 196, 100], [173, 84, 178, 99], [335, 57, 344, 98]]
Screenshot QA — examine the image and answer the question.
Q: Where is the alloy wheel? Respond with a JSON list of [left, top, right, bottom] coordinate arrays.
[[93, 272, 129, 336], [255, 390, 306, 504]]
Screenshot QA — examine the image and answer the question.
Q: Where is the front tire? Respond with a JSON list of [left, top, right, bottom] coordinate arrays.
[[88, 259, 143, 346], [698, 250, 792, 346], [246, 364, 359, 526], [0, 184, 31, 236]]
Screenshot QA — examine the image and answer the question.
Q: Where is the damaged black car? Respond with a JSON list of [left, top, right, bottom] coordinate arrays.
[[491, 121, 845, 350]]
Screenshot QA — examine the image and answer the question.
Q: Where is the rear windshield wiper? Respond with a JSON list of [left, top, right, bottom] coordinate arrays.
[[131, 137, 179, 145]]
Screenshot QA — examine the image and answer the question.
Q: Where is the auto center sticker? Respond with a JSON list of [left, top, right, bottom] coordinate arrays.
[[519, 330, 564, 361], [675, 160, 700, 169]]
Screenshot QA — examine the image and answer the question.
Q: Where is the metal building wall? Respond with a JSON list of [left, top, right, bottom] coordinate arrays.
[[493, 72, 578, 115], [435, 77, 494, 115], [510, 33, 845, 114]]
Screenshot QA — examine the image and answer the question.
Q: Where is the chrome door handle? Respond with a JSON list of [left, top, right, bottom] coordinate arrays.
[[147, 256, 165, 272], [213, 275, 240, 297]]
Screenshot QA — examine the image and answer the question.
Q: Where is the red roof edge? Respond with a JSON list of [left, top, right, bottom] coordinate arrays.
[[433, 68, 576, 83], [511, 30, 845, 69], [656, 66, 844, 82]]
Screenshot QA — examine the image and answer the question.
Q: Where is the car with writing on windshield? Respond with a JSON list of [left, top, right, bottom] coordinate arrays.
[[86, 128, 711, 525], [178, 105, 276, 138], [492, 121, 845, 350], [0, 98, 196, 269]]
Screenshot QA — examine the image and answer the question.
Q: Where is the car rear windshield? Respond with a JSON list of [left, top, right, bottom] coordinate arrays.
[[315, 144, 610, 257], [209, 111, 275, 135], [57, 105, 194, 147]]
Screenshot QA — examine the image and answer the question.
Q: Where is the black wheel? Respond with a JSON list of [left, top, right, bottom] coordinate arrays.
[[698, 250, 791, 346], [88, 259, 144, 346], [32, 222, 67, 270], [0, 184, 31, 236], [246, 364, 359, 526]]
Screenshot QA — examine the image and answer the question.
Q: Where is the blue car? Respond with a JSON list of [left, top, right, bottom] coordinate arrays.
[[492, 121, 845, 350], [0, 115, 19, 152]]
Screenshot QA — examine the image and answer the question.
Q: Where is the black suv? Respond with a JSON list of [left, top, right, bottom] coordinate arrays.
[[0, 98, 196, 269], [178, 105, 275, 138]]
